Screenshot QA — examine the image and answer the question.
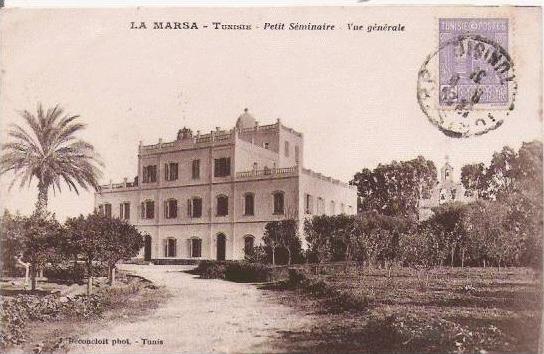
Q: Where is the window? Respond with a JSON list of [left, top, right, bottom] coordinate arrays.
[[217, 195, 228, 216], [244, 193, 255, 216], [317, 197, 324, 215], [98, 204, 103, 215], [119, 202, 130, 220], [104, 203, 112, 218], [340, 203, 345, 214], [264, 142, 269, 149], [187, 197, 202, 218], [295, 146, 300, 164], [214, 157, 231, 177], [284, 141, 290, 157], [142, 165, 157, 183], [451, 189, 457, 200], [244, 235, 254, 256], [305, 194, 313, 214], [140, 200, 155, 219], [191, 238, 202, 258], [330, 201, 335, 215], [192, 159, 200, 179], [273, 192, 285, 214], [164, 199, 178, 219], [164, 238, 177, 257], [164, 162, 179, 181]]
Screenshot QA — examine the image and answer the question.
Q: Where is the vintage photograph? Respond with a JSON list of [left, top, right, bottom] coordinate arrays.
[[0, 5, 542, 353]]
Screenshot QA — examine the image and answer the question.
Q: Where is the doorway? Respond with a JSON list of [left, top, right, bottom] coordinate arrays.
[[144, 235, 152, 261], [216, 233, 226, 261]]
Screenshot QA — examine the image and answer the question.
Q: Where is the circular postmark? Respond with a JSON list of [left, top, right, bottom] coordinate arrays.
[[417, 33, 517, 138]]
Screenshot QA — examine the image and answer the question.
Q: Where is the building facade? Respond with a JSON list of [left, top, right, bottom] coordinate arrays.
[[418, 158, 476, 220], [95, 109, 357, 261]]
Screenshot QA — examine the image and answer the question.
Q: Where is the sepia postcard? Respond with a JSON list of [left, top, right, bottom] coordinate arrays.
[[0, 4, 542, 354]]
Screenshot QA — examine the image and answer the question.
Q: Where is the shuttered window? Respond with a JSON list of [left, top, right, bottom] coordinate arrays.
[[214, 157, 231, 177]]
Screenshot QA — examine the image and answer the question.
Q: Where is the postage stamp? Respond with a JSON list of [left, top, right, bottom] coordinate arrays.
[[417, 18, 516, 138]]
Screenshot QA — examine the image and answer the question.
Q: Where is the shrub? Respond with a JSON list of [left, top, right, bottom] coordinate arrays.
[[44, 262, 108, 283], [193, 260, 228, 279], [193, 260, 289, 283], [0, 293, 104, 348]]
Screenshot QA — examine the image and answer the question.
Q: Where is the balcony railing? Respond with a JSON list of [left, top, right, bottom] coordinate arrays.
[[236, 166, 297, 179]]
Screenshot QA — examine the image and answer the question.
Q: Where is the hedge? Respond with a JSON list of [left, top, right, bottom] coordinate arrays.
[[193, 261, 289, 283]]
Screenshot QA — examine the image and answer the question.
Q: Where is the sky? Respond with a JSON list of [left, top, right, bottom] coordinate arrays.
[[0, 6, 541, 221]]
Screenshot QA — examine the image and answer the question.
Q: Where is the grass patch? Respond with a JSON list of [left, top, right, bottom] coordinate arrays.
[[271, 265, 541, 353]]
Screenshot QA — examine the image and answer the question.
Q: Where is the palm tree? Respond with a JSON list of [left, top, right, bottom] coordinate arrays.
[[0, 104, 103, 217]]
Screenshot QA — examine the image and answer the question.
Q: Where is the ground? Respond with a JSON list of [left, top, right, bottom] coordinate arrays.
[[66, 265, 542, 353], [267, 266, 543, 353], [69, 264, 315, 353]]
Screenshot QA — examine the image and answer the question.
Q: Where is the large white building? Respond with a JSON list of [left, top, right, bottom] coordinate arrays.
[[95, 109, 357, 262]]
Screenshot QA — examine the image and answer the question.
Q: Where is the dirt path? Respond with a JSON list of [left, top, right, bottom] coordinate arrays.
[[70, 265, 314, 353]]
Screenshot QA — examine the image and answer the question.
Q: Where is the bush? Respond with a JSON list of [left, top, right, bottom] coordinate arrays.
[[44, 262, 108, 283], [193, 260, 228, 279], [0, 293, 104, 348], [193, 260, 289, 283]]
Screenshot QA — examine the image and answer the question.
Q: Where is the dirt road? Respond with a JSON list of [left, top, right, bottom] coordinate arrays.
[[70, 265, 313, 353]]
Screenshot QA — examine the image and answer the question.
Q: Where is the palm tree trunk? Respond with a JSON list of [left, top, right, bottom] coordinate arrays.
[[35, 182, 48, 217]]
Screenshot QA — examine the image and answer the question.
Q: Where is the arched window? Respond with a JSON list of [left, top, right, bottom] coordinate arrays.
[[190, 238, 202, 258], [164, 237, 177, 257], [140, 200, 155, 219], [164, 199, 178, 219], [217, 195, 228, 216], [244, 193, 255, 216], [330, 201, 335, 215], [273, 191, 285, 214], [244, 235, 255, 256]]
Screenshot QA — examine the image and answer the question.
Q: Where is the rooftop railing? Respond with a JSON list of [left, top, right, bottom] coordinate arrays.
[[236, 166, 298, 179]]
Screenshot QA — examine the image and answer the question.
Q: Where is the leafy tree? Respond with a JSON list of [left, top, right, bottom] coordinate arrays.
[[65, 213, 146, 292], [65, 213, 106, 295], [351, 156, 437, 219], [0, 210, 24, 276], [428, 202, 470, 267], [263, 220, 301, 265], [100, 218, 145, 284], [304, 216, 337, 263], [0, 104, 103, 217], [19, 213, 64, 290], [460, 163, 486, 198], [356, 212, 411, 273]]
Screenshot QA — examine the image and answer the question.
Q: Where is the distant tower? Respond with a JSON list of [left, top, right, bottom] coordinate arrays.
[[440, 155, 454, 182]]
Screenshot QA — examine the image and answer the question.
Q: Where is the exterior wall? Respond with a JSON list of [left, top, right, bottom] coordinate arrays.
[[299, 169, 357, 217], [234, 138, 279, 172], [238, 124, 280, 153], [278, 124, 304, 168]]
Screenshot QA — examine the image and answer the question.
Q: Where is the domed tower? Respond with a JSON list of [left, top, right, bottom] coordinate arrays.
[[235, 108, 257, 130]]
